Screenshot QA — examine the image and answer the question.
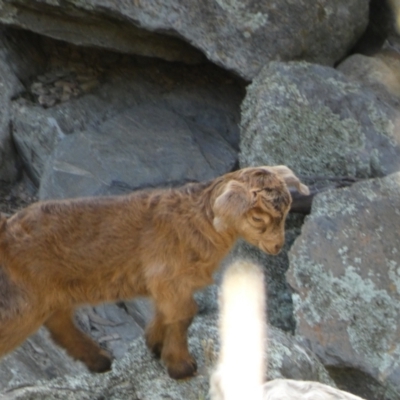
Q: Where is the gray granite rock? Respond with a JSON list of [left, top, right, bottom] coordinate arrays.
[[337, 51, 400, 109], [240, 61, 400, 182], [0, 0, 369, 80], [287, 172, 400, 400]]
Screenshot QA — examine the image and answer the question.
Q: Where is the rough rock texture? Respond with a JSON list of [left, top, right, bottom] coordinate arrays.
[[240, 61, 400, 182], [337, 51, 400, 109], [39, 104, 237, 199], [0, 32, 27, 182], [0, 313, 335, 400], [9, 42, 243, 195], [0, 1, 205, 66], [0, 0, 369, 80], [287, 172, 400, 400]]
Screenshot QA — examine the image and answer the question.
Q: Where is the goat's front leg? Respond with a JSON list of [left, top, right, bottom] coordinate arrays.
[[149, 290, 198, 379], [162, 312, 197, 379]]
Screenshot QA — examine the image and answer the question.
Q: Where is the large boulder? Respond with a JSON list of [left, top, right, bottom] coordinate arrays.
[[240, 61, 400, 182], [287, 172, 400, 400], [0, 0, 369, 80]]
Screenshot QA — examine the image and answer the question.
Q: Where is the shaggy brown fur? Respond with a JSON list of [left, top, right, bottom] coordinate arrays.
[[0, 165, 308, 379]]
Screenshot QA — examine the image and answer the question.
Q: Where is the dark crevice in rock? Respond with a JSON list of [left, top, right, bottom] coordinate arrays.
[[328, 367, 398, 400], [349, 0, 394, 57]]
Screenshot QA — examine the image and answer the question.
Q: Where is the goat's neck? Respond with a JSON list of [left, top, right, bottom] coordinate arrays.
[[196, 178, 239, 251]]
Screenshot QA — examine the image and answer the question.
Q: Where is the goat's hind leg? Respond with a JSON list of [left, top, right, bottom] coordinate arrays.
[[0, 267, 43, 358], [0, 313, 45, 359], [45, 308, 112, 373]]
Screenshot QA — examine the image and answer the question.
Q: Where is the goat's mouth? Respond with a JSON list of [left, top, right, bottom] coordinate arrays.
[[259, 242, 282, 255]]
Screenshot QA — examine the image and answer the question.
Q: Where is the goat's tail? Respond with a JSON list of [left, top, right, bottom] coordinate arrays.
[[210, 259, 266, 400]]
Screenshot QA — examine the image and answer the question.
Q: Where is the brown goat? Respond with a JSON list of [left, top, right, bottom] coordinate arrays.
[[0, 165, 308, 379]]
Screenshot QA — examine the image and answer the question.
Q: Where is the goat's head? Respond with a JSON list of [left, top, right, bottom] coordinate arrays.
[[212, 166, 309, 255]]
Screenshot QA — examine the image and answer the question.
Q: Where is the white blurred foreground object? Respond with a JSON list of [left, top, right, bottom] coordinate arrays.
[[210, 259, 366, 400], [210, 259, 265, 400]]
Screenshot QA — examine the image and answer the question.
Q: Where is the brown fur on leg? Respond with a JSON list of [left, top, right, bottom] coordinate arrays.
[[149, 282, 199, 378], [145, 308, 166, 358], [0, 166, 308, 378], [162, 317, 197, 379], [45, 309, 112, 373], [0, 315, 45, 360], [162, 322, 197, 379], [0, 266, 46, 358]]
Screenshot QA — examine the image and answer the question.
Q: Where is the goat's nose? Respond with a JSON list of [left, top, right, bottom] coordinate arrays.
[[274, 243, 283, 254]]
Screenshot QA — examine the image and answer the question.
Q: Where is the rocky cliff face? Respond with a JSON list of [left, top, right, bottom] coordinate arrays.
[[0, 1, 399, 399], [0, 0, 369, 80]]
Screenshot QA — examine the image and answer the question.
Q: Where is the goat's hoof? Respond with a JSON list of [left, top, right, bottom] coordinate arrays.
[[167, 357, 197, 379], [86, 350, 112, 373]]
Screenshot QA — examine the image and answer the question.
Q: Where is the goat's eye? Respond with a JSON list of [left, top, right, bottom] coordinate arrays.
[[252, 216, 263, 223]]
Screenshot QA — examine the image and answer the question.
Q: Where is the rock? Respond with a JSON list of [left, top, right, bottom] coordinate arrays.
[[287, 172, 400, 400], [10, 46, 243, 193], [0, 28, 52, 183], [12, 102, 67, 187], [240, 61, 400, 183], [0, 312, 334, 400], [39, 104, 237, 199], [337, 51, 400, 109], [266, 325, 335, 386], [351, 0, 395, 55], [0, 31, 31, 183], [388, 0, 400, 33], [0, 1, 205, 66], [0, 0, 369, 80]]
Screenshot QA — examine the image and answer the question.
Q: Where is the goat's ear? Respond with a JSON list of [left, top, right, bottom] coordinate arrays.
[[213, 180, 254, 230], [264, 165, 310, 195]]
